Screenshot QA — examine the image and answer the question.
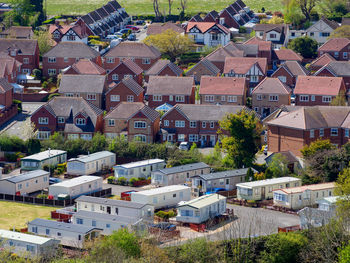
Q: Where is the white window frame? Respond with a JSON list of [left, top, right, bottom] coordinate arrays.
[[108, 119, 115, 126], [142, 58, 151, 64], [112, 74, 119, 81], [322, 96, 332, 103], [38, 117, 48, 125], [189, 134, 199, 142], [221, 95, 226, 101], [57, 117, 65, 124], [127, 95, 134, 102], [175, 95, 185, 102], [319, 128, 324, 137], [205, 95, 214, 102], [153, 95, 162, 101], [175, 120, 185, 128], [190, 121, 196, 128], [48, 57, 56, 63], [87, 94, 96, 101], [106, 57, 115, 63], [346, 128, 349, 138], [37, 131, 50, 140], [250, 75, 259, 83], [310, 129, 314, 138], [299, 95, 309, 102], [23, 58, 29, 64], [178, 134, 185, 142], [331, 128, 338, 136], [134, 121, 147, 128], [202, 122, 206, 128], [48, 69, 56, 76], [163, 120, 169, 127], [257, 94, 262, 101], [110, 95, 120, 102], [277, 76, 286, 83], [210, 122, 214, 128], [227, 96, 237, 102], [76, 118, 86, 126], [269, 95, 279, 102]]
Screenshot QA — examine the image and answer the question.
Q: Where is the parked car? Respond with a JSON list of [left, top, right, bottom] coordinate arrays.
[[106, 35, 119, 40], [128, 34, 136, 41], [49, 177, 62, 185], [119, 28, 130, 34], [179, 142, 190, 151], [126, 25, 140, 32], [114, 32, 123, 37]]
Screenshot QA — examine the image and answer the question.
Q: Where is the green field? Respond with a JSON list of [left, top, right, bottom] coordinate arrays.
[[45, 0, 282, 16], [0, 201, 53, 229]]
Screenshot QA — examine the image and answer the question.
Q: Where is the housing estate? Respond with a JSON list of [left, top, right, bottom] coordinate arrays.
[[176, 194, 227, 224], [28, 218, 101, 248], [75, 195, 154, 220], [114, 159, 166, 181], [273, 182, 335, 210], [272, 49, 303, 69], [48, 175, 103, 199], [236, 177, 302, 201], [21, 150, 67, 171], [0, 170, 49, 195], [314, 61, 350, 90], [66, 151, 116, 175], [0, 53, 22, 83], [103, 102, 160, 142], [106, 58, 143, 85], [31, 97, 104, 140], [0, 26, 34, 39], [271, 61, 309, 88], [318, 38, 350, 60], [151, 162, 210, 186], [144, 59, 183, 82], [62, 59, 106, 75], [309, 53, 336, 72], [185, 58, 220, 83], [49, 24, 89, 45], [130, 185, 191, 209], [244, 37, 272, 64]]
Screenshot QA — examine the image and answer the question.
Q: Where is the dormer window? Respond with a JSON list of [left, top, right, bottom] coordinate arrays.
[[76, 118, 86, 125], [10, 50, 16, 56]]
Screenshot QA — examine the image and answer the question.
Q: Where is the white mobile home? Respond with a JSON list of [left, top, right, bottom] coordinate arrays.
[[176, 194, 227, 224], [131, 185, 191, 209], [28, 218, 101, 248], [67, 151, 116, 176], [72, 210, 142, 235], [114, 159, 166, 181], [236, 177, 302, 201], [151, 162, 210, 186], [21, 150, 67, 171], [48, 175, 103, 199], [0, 170, 49, 195], [75, 195, 154, 220], [0, 229, 59, 259]]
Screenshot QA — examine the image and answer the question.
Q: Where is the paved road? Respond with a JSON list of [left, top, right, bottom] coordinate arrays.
[[102, 181, 141, 196], [0, 102, 45, 140]]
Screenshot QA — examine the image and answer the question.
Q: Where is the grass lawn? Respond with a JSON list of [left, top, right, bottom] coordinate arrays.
[[44, 0, 283, 16], [0, 201, 54, 229]]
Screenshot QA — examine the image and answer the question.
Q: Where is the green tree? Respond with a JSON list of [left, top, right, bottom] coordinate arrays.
[[339, 243, 350, 263], [288, 36, 318, 58], [283, 0, 304, 25], [219, 110, 262, 168], [295, 0, 320, 20], [3, 0, 44, 27], [301, 139, 336, 158], [144, 29, 194, 61], [330, 25, 350, 39], [330, 90, 347, 106], [26, 138, 41, 155], [265, 153, 290, 178], [33, 30, 54, 57], [335, 167, 350, 220]]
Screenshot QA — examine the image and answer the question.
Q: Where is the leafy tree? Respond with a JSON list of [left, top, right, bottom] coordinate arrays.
[[33, 30, 54, 57], [268, 16, 284, 24], [144, 29, 194, 61], [301, 139, 336, 158], [219, 110, 262, 168], [0, 134, 26, 152], [330, 90, 347, 106], [265, 153, 289, 178], [283, 0, 304, 25], [3, 0, 44, 27], [335, 167, 350, 220], [295, 0, 320, 20], [288, 36, 318, 58], [26, 138, 41, 155], [339, 243, 350, 263], [330, 25, 350, 39]]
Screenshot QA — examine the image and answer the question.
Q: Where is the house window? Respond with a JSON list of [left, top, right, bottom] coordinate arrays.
[[108, 119, 115, 126], [77, 218, 83, 224], [163, 120, 169, 127], [254, 107, 259, 112], [64, 57, 68, 62], [269, 33, 277, 39], [66, 93, 74, 97], [153, 95, 162, 101], [76, 118, 86, 125], [112, 74, 119, 81], [278, 76, 286, 83], [48, 69, 56, 76], [205, 95, 214, 102], [175, 120, 185, 127], [320, 32, 330, 37], [331, 128, 338, 136], [175, 95, 185, 102], [110, 95, 120, 101], [57, 117, 65, 124], [310, 129, 314, 138], [311, 95, 315, 101], [26, 245, 35, 252], [189, 134, 199, 142], [257, 94, 262, 101], [45, 229, 50, 235], [142, 58, 151, 64], [227, 96, 237, 102], [211, 34, 221, 41], [210, 122, 214, 128], [23, 58, 29, 64], [48, 57, 56, 63], [269, 95, 278, 102], [38, 117, 48, 124], [299, 95, 309, 102], [250, 76, 258, 83], [346, 129, 349, 137], [37, 131, 51, 140], [67, 35, 76, 41], [178, 134, 185, 141], [344, 52, 348, 59], [169, 95, 173, 101], [92, 220, 96, 227], [57, 232, 61, 236], [221, 96, 226, 101], [124, 74, 133, 80], [322, 96, 332, 103], [202, 122, 206, 128], [127, 95, 134, 102], [134, 121, 146, 128], [310, 32, 314, 36], [87, 94, 96, 101], [190, 121, 196, 128], [106, 57, 115, 63], [115, 208, 119, 214], [334, 52, 339, 58], [320, 128, 324, 137]]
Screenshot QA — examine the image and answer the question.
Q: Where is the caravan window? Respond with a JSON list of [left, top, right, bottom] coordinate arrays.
[[173, 194, 177, 198], [153, 197, 158, 204]]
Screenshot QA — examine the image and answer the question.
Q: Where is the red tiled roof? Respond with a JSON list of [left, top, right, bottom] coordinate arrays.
[[318, 38, 350, 52], [224, 57, 267, 75], [244, 37, 271, 51], [147, 22, 185, 35], [147, 76, 194, 95], [273, 49, 303, 62], [186, 22, 230, 34], [252, 77, 291, 95], [294, 75, 344, 96], [121, 58, 143, 75], [310, 53, 335, 68], [199, 76, 246, 95], [68, 59, 106, 75]]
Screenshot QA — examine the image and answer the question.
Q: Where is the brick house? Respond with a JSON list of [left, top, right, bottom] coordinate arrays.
[[103, 42, 161, 72], [144, 59, 183, 82], [218, 0, 254, 29], [0, 39, 39, 75], [62, 59, 106, 75], [103, 102, 160, 142], [161, 104, 251, 146], [244, 37, 272, 65], [318, 38, 350, 61], [189, 14, 203, 23], [0, 26, 33, 39], [105, 77, 144, 111], [314, 61, 350, 90], [272, 49, 303, 69], [199, 76, 247, 105], [294, 76, 346, 106], [59, 74, 108, 109], [42, 42, 101, 78], [271, 61, 309, 88], [309, 53, 335, 72], [253, 24, 288, 49], [106, 59, 143, 85], [49, 24, 89, 45], [224, 57, 267, 92], [146, 76, 195, 109], [251, 77, 292, 118], [31, 96, 104, 140], [185, 58, 220, 84], [0, 53, 22, 83], [203, 10, 218, 22], [267, 106, 350, 156], [0, 78, 17, 126]]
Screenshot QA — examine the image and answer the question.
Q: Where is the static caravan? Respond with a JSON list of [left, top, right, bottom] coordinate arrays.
[[75, 195, 154, 220], [151, 162, 210, 186], [273, 182, 335, 210], [0, 170, 49, 195], [72, 210, 142, 235], [236, 177, 302, 201], [176, 194, 227, 224], [28, 218, 101, 248], [0, 229, 59, 259], [114, 159, 166, 181], [131, 185, 191, 209], [48, 175, 103, 199], [21, 150, 67, 171], [67, 151, 116, 175]]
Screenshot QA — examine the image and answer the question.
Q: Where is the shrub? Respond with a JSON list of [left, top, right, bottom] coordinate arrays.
[[47, 93, 60, 101], [56, 162, 66, 174], [32, 69, 42, 80], [155, 210, 177, 219], [37, 193, 48, 199], [107, 176, 116, 184], [239, 26, 247, 33], [117, 177, 127, 185], [129, 177, 138, 186]]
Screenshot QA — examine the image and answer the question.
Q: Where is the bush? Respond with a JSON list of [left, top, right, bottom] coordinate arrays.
[[239, 26, 247, 33], [117, 177, 127, 185], [155, 210, 177, 219], [129, 177, 138, 186], [56, 162, 66, 174], [47, 93, 60, 101], [37, 193, 48, 199], [32, 69, 42, 80], [107, 176, 116, 184], [13, 99, 22, 112]]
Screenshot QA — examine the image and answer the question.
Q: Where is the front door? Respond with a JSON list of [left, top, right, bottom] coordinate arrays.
[[200, 135, 206, 147], [167, 134, 174, 142], [96, 161, 98, 171], [107, 206, 111, 214], [210, 135, 216, 147], [261, 187, 266, 199]]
